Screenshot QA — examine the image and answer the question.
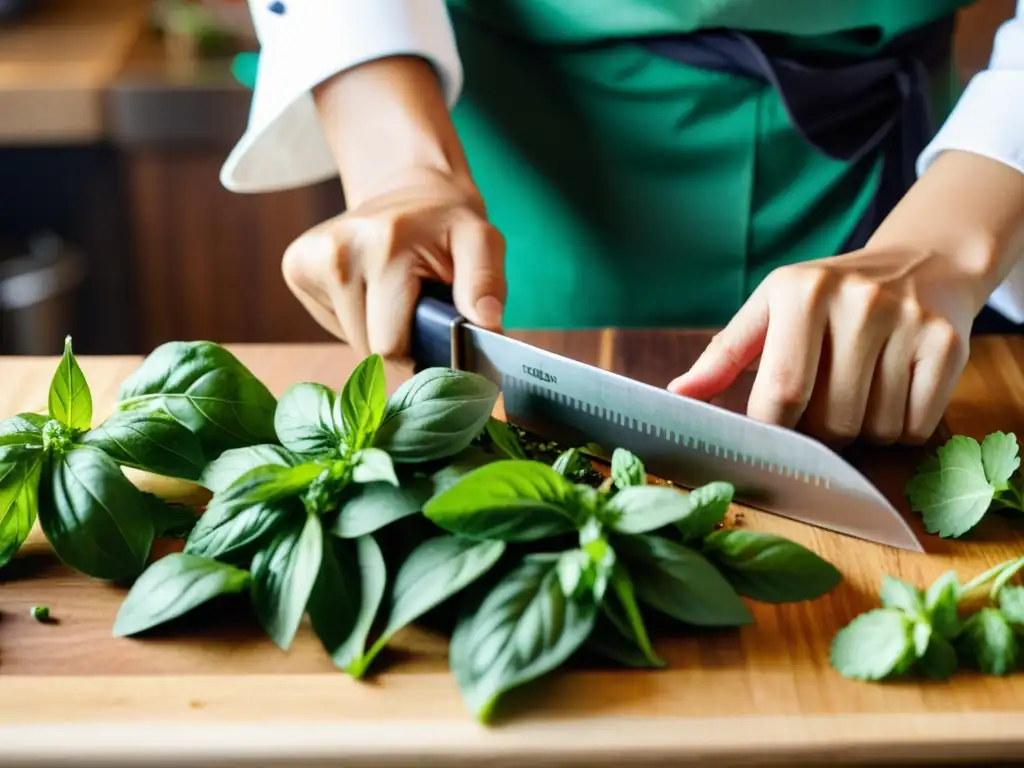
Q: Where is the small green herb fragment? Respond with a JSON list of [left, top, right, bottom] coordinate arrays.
[[30, 605, 50, 622]]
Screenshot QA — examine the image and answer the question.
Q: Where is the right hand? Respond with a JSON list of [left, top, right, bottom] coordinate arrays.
[[281, 166, 506, 359]]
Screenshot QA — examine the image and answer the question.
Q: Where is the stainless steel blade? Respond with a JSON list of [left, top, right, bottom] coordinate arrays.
[[458, 326, 924, 552]]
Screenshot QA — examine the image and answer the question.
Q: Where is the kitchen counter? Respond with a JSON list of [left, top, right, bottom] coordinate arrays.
[[1, 331, 1024, 767]]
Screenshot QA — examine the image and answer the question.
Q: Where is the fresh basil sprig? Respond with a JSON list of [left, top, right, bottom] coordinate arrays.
[[419, 448, 840, 721], [0, 337, 206, 579], [117, 355, 501, 666]]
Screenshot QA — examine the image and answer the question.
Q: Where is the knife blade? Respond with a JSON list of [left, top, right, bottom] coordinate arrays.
[[410, 295, 924, 552]]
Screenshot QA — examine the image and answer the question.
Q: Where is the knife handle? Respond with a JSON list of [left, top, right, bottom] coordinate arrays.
[[411, 282, 464, 372]]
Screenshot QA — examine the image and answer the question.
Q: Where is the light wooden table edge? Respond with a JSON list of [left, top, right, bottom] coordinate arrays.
[[0, 709, 1021, 766], [0, 676, 1020, 765]]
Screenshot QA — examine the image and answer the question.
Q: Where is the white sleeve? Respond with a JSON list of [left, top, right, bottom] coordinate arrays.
[[916, 2, 1024, 323], [220, 0, 463, 194]]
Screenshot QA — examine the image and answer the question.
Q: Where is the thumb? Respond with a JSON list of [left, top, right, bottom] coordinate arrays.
[[668, 293, 769, 401], [449, 217, 507, 330]]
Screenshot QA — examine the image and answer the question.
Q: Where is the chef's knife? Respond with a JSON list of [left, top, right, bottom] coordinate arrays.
[[410, 293, 924, 552]]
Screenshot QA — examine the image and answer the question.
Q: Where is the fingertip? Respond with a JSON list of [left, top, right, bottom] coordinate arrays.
[[473, 295, 504, 330]]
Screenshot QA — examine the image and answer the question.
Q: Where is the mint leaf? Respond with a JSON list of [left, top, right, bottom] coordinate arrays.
[[981, 432, 1019, 490], [610, 448, 645, 489], [78, 410, 206, 481], [999, 586, 1024, 625], [924, 570, 962, 640], [880, 576, 925, 618], [48, 336, 92, 432], [906, 436, 995, 538], [830, 608, 914, 681], [959, 607, 1017, 675], [552, 448, 591, 480], [918, 635, 958, 679], [0, 447, 43, 569], [913, 621, 932, 657]]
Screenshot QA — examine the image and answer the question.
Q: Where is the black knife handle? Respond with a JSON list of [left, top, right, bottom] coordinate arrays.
[[411, 282, 464, 372]]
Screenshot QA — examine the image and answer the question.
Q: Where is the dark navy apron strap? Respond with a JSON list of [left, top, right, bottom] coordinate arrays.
[[639, 16, 956, 252]]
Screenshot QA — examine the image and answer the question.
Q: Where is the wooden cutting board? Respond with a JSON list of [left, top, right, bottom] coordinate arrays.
[[1, 335, 1023, 767]]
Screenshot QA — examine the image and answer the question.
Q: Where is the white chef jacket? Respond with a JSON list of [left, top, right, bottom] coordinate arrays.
[[221, 0, 1024, 321]]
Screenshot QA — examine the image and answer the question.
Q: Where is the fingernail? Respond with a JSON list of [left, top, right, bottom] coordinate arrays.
[[475, 296, 504, 328]]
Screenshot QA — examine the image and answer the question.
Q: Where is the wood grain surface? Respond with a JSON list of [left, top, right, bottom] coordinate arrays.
[[1, 334, 1024, 766]]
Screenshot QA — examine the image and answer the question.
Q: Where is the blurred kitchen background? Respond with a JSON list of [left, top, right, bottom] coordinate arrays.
[[0, 0, 1016, 355]]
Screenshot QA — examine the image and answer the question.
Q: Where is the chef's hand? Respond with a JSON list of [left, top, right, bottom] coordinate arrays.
[[281, 55, 506, 358], [669, 150, 1024, 446], [282, 168, 505, 357]]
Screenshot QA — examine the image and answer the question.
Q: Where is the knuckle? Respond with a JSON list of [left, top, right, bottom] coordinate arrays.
[[764, 367, 810, 411]]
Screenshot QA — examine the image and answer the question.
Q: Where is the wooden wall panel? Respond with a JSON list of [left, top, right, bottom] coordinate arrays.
[[125, 149, 340, 349]]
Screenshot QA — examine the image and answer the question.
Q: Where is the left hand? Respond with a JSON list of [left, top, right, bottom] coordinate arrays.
[[667, 247, 983, 446]]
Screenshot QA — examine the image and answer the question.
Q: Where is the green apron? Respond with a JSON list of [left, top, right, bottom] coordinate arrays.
[[445, 0, 974, 329]]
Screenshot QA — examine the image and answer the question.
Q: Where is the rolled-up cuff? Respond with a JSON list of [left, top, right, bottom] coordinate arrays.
[[917, 71, 1024, 178], [221, 0, 462, 194]]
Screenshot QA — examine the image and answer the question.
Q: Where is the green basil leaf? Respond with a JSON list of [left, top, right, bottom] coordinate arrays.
[[332, 535, 387, 676], [586, 615, 662, 669], [330, 482, 421, 539], [274, 382, 341, 457], [918, 635, 958, 679], [251, 511, 324, 650], [830, 608, 915, 681], [959, 607, 1018, 675], [0, 413, 46, 447], [605, 563, 664, 667], [999, 585, 1024, 625], [113, 553, 250, 636], [199, 444, 302, 494], [551, 448, 591, 480], [77, 411, 206, 481], [925, 570, 962, 640], [0, 447, 44, 568], [427, 446, 500, 495], [351, 447, 398, 486], [117, 341, 277, 458], [449, 556, 598, 723], [701, 530, 841, 603], [306, 534, 363, 671], [360, 536, 506, 672], [229, 463, 327, 507], [38, 446, 154, 580], [337, 354, 387, 450], [880, 575, 926, 618], [605, 482, 731, 537], [674, 482, 733, 540], [610, 448, 645, 488], [616, 534, 752, 627], [48, 336, 92, 431], [423, 460, 576, 541], [141, 492, 200, 539], [484, 418, 527, 460], [184, 489, 293, 562], [374, 368, 498, 463]]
